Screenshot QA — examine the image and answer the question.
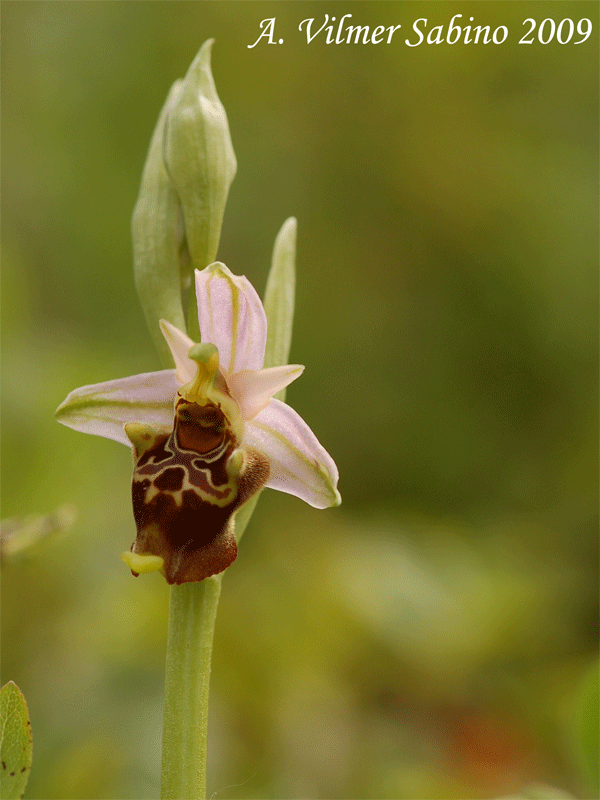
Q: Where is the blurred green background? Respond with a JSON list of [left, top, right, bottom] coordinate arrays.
[[2, 2, 598, 798]]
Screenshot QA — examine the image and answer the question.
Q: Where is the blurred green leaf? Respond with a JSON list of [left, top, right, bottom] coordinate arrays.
[[0, 682, 32, 800], [0, 505, 76, 561]]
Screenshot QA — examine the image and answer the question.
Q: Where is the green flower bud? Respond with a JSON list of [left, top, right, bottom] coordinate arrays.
[[132, 40, 237, 363], [164, 39, 237, 339]]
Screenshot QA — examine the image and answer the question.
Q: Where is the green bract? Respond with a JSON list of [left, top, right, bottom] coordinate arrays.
[[264, 217, 297, 380], [132, 79, 187, 367]]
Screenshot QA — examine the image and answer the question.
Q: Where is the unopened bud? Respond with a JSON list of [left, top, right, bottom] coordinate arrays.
[[164, 39, 237, 279]]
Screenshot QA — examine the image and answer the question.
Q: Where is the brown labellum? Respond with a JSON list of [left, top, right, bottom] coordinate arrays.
[[125, 399, 269, 584]]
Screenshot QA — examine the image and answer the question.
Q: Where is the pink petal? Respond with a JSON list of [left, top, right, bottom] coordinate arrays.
[[195, 263, 267, 375], [160, 320, 197, 384], [227, 365, 304, 420], [243, 399, 341, 509], [55, 370, 178, 446]]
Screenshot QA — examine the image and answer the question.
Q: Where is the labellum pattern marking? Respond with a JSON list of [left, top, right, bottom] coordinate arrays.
[[127, 397, 269, 584]]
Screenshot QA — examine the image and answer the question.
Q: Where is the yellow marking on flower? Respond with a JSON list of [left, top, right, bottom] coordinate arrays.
[[125, 422, 168, 457], [134, 463, 238, 509], [121, 551, 164, 574]]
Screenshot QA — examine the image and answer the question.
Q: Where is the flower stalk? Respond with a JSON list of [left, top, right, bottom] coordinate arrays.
[[161, 577, 221, 800]]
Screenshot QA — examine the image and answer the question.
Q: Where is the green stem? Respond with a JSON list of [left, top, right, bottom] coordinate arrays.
[[160, 576, 222, 800]]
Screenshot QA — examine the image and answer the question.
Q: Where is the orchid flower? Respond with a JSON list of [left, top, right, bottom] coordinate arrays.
[[56, 262, 340, 585]]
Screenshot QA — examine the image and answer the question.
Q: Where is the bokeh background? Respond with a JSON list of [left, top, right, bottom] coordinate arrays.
[[2, 2, 598, 798]]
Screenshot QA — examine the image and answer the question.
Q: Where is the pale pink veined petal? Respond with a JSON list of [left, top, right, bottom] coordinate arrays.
[[55, 370, 178, 446], [227, 365, 304, 421], [195, 263, 267, 376], [160, 319, 197, 384], [243, 398, 341, 509]]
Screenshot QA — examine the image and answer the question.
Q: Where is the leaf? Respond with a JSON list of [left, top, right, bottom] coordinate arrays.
[[263, 217, 297, 381], [0, 682, 32, 800]]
